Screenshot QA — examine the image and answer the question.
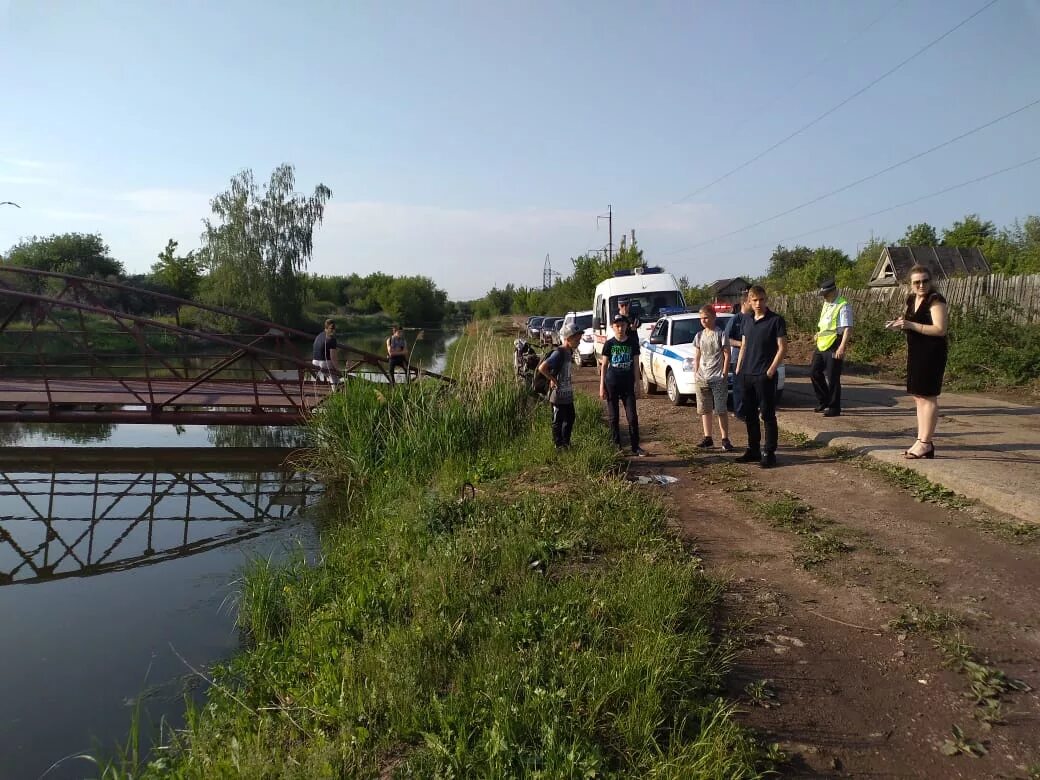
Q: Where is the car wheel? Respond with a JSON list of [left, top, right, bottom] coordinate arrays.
[[641, 365, 657, 394], [666, 371, 687, 406]]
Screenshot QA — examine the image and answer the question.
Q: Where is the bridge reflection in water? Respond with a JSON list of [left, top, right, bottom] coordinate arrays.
[[0, 447, 320, 586]]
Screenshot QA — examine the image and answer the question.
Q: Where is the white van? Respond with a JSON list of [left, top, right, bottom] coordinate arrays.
[[591, 268, 685, 357]]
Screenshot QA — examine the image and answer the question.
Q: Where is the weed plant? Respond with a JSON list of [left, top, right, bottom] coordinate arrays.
[[101, 328, 770, 778]]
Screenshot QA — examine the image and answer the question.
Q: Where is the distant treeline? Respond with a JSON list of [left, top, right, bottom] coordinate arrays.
[[744, 213, 1040, 298], [469, 213, 1040, 319], [0, 231, 456, 330], [1, 165, 459, 332]]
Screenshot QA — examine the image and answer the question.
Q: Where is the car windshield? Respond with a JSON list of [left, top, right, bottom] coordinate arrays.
[[670, 319, 703, 345], [615, 291, 683, 321], [573, 313, 592, 330], [671, 314, 732, 345]]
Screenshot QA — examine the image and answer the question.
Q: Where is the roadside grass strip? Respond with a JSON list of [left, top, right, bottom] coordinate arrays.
[[101, 330, 773, 778]]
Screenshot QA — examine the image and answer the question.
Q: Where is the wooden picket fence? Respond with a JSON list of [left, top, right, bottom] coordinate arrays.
[[770, 274, 1040, 325]]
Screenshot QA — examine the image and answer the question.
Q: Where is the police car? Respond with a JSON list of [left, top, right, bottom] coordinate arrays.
[[639, 307, 785, 406]]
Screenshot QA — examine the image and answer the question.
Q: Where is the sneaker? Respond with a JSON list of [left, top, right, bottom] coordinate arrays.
[[822, 408, 841, 417], [760, 452, 777, 469], [720, 438, 734, 452], [813, 404, 826, 413], [696, 436, 714, 449], [632, 447, 649, 457], [734, 450, 761, 463]]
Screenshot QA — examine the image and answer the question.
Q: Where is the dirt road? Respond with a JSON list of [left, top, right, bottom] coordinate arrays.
[[571, 365, 1040, 778]]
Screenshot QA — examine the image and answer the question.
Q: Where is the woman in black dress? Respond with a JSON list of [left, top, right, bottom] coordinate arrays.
[[887, 264, 949, 459]]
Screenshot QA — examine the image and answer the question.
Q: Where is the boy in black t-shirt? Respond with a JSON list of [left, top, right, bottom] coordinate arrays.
[[734, 286, 787, 468], [598, 314, 646, 456]]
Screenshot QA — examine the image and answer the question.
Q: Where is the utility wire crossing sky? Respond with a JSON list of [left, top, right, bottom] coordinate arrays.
[[1, 0, 1037, 298]]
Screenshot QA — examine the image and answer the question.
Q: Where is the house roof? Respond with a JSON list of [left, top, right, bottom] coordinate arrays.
[[869, 246, 990, 286], [709, 277, 749, 292]]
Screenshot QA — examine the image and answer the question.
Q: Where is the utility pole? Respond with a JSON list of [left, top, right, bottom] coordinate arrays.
[[542, 254, 552, 290], [597, 205, 613, 263]]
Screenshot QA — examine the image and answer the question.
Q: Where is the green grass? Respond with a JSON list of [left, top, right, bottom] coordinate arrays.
[[98, 327, 772, 778]]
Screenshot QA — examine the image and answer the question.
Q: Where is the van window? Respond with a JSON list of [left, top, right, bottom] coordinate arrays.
[[574, 313, 592, 330], [613, 291, 683, 321]]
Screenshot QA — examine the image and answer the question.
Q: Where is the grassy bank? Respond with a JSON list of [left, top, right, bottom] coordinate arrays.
[[102, 326, 769, 778]]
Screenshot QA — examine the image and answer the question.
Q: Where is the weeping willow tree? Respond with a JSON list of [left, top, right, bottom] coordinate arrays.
[[199, 164, 332, 326]]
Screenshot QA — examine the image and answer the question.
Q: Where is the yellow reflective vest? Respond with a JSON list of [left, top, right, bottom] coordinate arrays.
[[816, 296, 849, 351]]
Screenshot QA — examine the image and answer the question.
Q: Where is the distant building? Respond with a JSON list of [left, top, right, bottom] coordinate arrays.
[[707, 277, 751, 304], [869, 246, 990, 287]]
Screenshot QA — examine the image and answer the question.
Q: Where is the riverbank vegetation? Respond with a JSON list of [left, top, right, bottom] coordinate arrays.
[[103, 326, 772, 778]]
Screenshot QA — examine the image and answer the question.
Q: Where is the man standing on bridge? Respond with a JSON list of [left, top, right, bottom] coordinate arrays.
[[810, 278, 852, 417], [312, 318, 342, 386], [386, 324, 410, 384]]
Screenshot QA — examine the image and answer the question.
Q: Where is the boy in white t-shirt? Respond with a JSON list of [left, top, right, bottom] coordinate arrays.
[[692, 305, 732, 451]]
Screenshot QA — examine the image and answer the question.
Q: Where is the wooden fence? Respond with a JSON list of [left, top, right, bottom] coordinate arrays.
[[769, 274, 1040, 325]]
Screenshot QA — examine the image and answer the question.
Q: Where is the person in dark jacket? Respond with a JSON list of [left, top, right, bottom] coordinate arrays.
[[734, 286, 786, 468]]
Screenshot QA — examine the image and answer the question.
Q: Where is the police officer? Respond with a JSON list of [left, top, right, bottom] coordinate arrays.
[[810, 279, 852, 417]]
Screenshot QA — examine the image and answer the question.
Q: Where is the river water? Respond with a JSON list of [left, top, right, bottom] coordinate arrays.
[[0, 330, 455, 779]]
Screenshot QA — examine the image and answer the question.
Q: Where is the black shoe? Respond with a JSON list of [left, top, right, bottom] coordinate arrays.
[[734, 450, 761, 463], [632, 447, 649, 457], [813, 404, 826, 412], [696, 436, 714, 449], [822, 408, 841, 417], [760, 452, 777, 469]]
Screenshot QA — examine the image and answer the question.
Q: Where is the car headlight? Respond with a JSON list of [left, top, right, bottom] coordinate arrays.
[[682, 358, 695, 372]]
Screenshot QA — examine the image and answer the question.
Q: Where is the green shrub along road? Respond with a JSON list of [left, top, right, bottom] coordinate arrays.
[[101, 326, 773, 779]]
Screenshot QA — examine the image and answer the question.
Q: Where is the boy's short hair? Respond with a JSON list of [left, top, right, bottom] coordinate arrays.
[[699, 304, 716, 317], [748, 285, 767, 298], [324, 318, 336, 329]]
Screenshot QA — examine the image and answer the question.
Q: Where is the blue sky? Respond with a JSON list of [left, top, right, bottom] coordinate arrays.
[[1, 0, 1038, 299]]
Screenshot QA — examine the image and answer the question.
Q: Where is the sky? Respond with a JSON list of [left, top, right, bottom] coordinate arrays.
[[1, 0, 1038, 300]]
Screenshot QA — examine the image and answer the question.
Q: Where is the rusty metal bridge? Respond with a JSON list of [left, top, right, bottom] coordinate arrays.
[[0, 266, 448, 425]]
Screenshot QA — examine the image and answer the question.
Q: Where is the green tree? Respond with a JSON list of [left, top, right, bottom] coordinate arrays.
[[151, 239, 202, 301], [941, 214, 995, 247], [839, 235, 887, 288], [377, 276, 448, 326], [3, 232, 125, 278], [902, 223, 939, 246], [766, 245, 814, 283], [199, 164, 331, 325], [783, 247, 852, 294]]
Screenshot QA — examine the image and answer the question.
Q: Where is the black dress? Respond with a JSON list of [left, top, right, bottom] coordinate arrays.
[[905, 292, 948, 397]]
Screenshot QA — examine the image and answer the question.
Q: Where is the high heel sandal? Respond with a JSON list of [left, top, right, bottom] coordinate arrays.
[[903, 439, 935, 459]]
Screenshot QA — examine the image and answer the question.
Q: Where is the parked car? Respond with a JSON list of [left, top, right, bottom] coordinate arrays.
[[527, 316, 546, 341], [561, 310, 595, 366], [543, 317, 563, 346], [639, 311, 785, 406], [575, 327, 597, 366]]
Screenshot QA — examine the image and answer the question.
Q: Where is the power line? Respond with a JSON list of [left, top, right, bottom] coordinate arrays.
[[697, 153, 1040, 260], [666, 95, 1040, 255], [662, 0, 1000, 209], [633, 0, 906, 227]]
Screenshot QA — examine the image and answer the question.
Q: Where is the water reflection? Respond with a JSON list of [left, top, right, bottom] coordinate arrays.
[[0, 438, 320, 780], [0, 452, 319, 587]]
